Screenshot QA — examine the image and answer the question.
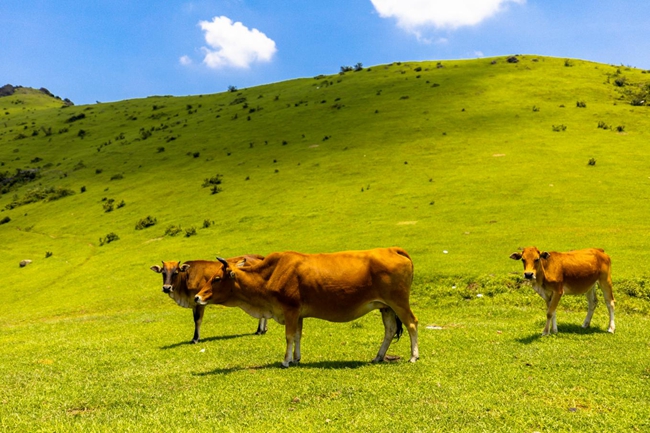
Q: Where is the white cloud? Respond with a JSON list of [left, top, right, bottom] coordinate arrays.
[[179, 55, 192, 66], [198, 16, 277, 69], [474, 51, 484, 57], [371, 0, 525, 31]]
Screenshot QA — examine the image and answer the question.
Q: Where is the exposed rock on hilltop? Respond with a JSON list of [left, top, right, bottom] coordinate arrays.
[[0, 84, 73, 105]]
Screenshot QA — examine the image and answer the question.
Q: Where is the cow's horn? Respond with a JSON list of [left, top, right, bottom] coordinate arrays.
[[216, 257, 229, 267]]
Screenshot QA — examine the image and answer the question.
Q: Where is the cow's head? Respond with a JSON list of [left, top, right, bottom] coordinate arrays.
[[150, 261, 191, 293], [509, 247, 550, 280], [194, 257, 234, 306]]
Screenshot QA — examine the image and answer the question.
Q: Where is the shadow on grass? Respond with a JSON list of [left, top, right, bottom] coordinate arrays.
[[160, 333, 253, 350], [516, 324, 608, 344], [194, 359, 373, 375]]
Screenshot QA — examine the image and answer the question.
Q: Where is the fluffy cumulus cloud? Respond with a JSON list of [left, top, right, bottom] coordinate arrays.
[[198, 16, 277, 69], [371, 0, 525, 31]]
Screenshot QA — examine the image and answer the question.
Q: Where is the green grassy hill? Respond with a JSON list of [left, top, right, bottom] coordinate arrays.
[[2, 55, 650, 431], [2, 55, 650, 321]]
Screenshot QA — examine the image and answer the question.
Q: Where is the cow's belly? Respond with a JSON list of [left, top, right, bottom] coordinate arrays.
[[302, 301, 388, 322]]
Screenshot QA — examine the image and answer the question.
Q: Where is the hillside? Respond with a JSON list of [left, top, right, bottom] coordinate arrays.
[[1, 55, 650, 321]]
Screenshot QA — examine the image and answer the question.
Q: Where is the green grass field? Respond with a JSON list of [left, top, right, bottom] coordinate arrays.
[[1, 55, 650, 431]]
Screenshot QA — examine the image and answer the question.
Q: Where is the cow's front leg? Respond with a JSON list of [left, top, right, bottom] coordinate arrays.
[[192, 304, 206, 344], [543, 290, 562, 335]]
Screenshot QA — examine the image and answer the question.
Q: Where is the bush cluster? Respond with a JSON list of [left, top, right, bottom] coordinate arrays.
[[99, 232, 119, 246], [135, 216, 157, 230], [5, 186, 75, 210]]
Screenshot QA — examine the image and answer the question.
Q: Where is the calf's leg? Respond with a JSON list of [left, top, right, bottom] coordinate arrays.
[[599, 274, 615, 333], [582, 286, 597, 328]]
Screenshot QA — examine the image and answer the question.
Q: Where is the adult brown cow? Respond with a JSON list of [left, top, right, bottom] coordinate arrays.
[[150, 255, 266, 343], [509, 247, 615, 335], [194, 247, 419, 368]]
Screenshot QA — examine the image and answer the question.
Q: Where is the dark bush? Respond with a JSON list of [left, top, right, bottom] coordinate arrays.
[[202, 174, 223, 189], [202, 219, 213, 229], [597, 121, 610, 130], [588, 158, 596, 166], [184, 227, 197, 238], [0, 216, 10, 225], [135, 216, 157, 230], [110, 174, 123, 180], [45, 251, 53, 258], [617, 125, 625, 132], [99, 232, 119, 246], [552, 124, 567, 132], [576, 101, 586, 108], [80, 186, 86, 193], [65, 113, 86, 123], [164, 225, 183, 237], [5, 186, 75, 210]]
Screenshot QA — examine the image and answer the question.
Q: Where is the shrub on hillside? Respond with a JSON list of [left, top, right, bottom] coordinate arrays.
[[135, 216, 157, 230], [576, 101, 587, 108], [0, 216, 10, 225], [99, 232, 119, 246], [164, 225, 183, 237], [202, 174, 223, 192], [5, 186, 75, 210], [552, 124, 567, 132], [184, 227, 197, 238]]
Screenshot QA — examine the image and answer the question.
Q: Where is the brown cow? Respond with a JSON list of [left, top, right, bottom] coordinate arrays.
[[194, 248, 419, 368], [150, 255, 266, 343], [509, 247, 615, 335]]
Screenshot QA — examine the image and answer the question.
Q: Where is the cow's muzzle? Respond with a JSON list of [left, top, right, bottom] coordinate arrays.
[[524, 272, 534, 280], [162, 285, 173, 294], [194, 295, 207, 305]]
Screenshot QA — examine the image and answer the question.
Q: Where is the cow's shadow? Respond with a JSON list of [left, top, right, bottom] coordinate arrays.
[[516, 324, 607, 344], [194, 359, 371, 376], [160, 333, 253, 350]]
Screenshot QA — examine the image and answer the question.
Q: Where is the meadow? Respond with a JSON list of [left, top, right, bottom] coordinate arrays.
[[1, 55, 649, 431]]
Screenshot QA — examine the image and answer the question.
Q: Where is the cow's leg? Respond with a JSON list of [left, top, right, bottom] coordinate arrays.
[[282, 311, 299, 368], [599, 274, 616, 333], [373, 308, 398, 363], [255, 318, 268, 335], [292, 317, 303, 364], [582, 286, 597, 328], [192, 304, 205, 344], [391, 305, 419, 363], [544, 291, 562, 335]]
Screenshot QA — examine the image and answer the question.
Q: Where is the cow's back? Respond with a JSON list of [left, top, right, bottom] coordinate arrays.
[[260, 248, 413, 321]]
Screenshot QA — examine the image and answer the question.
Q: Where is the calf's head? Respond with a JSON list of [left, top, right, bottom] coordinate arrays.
[[194, 257, 234, 306], [150, 261, 190, 293], [509, 247, 550, 280]]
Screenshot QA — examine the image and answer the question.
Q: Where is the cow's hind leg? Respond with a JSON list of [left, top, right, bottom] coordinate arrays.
[[192, 304, 206, 344], [255, 318, 268, 335], [582, 286, 597, 329], [282, 310, 300, 368], [599, 273, 615, 333], [373, 308, 398, 363], [292, 317, 303, 364], [392, 305, 419, 363]]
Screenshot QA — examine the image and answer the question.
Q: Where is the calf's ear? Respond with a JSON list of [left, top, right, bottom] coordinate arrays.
[[540, 251, 550, 259], [150, 265, 162, 273], [179, 263, 191, 272], [509, 252, 522, 260]]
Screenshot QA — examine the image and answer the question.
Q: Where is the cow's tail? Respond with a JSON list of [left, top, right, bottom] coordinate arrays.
[[394, 311, 404, 341]]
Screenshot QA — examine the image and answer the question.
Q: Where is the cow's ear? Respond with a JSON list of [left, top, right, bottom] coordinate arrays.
[[540, 251, 550, 259], [179, 263, 191, 272], [236, 258, 247, 268], [150, 265, 162, 273], [509, 252, 522, 260]]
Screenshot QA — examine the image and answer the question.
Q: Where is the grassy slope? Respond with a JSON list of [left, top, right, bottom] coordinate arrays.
[[1, 56, 650, 431]]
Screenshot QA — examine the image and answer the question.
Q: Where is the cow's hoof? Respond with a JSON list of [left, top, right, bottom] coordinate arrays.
[[280, 362, 290, 369], [191, 340, 199, 344], [371, 356, 384, 363], [409, 356, 418, 363]]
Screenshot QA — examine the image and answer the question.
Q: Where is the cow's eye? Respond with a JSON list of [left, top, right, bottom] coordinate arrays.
[[213, 276, 222, 282], [534, 258, 539, 262]]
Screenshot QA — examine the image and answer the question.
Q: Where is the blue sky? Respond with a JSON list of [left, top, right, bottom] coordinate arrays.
[[2, 0, 649, 105]]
